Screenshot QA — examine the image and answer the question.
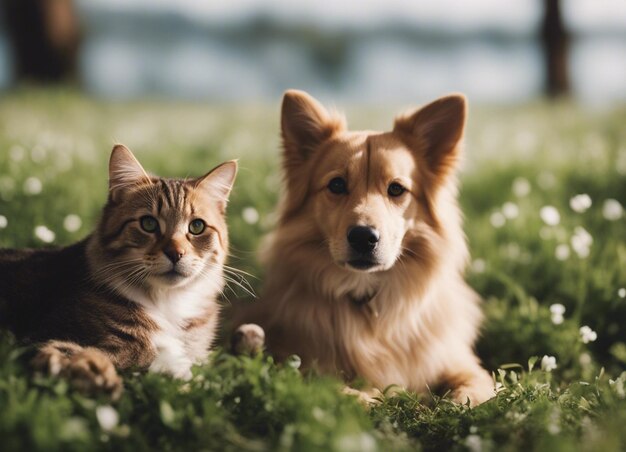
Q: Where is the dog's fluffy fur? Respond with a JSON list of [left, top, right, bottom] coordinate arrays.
[[239, 90, 493, 405]]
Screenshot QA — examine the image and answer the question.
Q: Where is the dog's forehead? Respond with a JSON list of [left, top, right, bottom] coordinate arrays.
[[321, 131, 416, 175]]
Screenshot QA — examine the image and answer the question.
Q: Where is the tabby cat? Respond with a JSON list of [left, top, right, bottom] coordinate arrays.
[[0, 145, 237, 397]]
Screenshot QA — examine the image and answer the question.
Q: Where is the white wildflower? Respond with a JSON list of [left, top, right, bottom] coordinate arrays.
[[23, 176, 42, 195], [31, 145, 47, 163], [34, 225, 55, 243], [63, 214, 82, 232], [538, 172, 556, 190], [602, 199, 623, 221], [541, 355, 557, 372], [618, 288, 626, 298], [515, 131, 537, 152], [490, 211, 505, 228], [550, 303, 565, 316], [471, 259, 486, 273], [503, 243, 520, 260], [550, 303, 565, 325], [495, 382, 504, 393], [579, 326, 597, 344], [9, 145, 25, 162], [571, 226, 592, 258], [548, 421, 561, 435], [0, 214, 7, 229], [512, 177, 531, 197], [569, 194, 592, 213], [242, 207, 259, 225], [502, 202, 519, 219], [540, 206, 560, 226], [539, 226, 552, 240], [579, 352, 592, 366], [96, 405, 119, 431], [464, 434, 483, 452], [554, 244, 570, 261], [335, 432, 377, 452], [506, 411, 527, 423]]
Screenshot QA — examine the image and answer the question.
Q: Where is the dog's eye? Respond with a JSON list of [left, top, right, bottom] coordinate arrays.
[[328, 177, 348, 195], [387, 182, 406, 197], [140, 215, 159, 233]]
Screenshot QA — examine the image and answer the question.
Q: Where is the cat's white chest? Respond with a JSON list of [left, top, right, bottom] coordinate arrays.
[[133, 286, 210, 379]]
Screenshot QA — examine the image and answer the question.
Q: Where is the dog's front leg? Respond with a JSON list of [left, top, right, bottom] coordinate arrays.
[[440, 360, 494, 406], [342, 386, 383, 406]]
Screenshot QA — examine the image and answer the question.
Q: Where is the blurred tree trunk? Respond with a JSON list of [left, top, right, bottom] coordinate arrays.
[[541, 0, 569, 97], [0, 0, 80, 83]]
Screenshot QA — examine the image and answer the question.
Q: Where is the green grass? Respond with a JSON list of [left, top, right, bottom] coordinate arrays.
[[0, 89, 625, 451]]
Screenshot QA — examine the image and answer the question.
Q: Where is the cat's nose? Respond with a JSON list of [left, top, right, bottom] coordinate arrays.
[[164, 246, 185, 264]]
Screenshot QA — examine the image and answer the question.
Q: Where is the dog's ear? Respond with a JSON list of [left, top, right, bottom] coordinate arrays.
[[281, 90, 345, 164], [280, 90, 345, 219], [394, 94, 467, 182]]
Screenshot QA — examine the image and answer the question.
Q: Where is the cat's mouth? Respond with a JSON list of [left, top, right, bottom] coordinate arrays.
[[159, 269, 187, 280]]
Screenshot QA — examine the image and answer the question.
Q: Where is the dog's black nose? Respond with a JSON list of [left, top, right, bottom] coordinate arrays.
[[347, 226, 380, 254]]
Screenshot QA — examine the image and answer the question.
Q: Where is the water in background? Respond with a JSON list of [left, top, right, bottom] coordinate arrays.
[[0, 2, 625, 105]]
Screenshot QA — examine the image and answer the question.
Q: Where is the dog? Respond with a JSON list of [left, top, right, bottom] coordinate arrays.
[[236, 90, 493, 406]]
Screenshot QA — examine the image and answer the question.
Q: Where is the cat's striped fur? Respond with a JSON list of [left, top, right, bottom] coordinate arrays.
[[0, 145, 237, 397]]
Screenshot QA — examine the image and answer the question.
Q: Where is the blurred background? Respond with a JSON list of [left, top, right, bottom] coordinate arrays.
[[0, 0, 625, 106], [0, 4, 626, 449]]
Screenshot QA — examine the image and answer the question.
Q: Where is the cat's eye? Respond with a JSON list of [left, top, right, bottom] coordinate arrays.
[[189, 219, 206, 235], [328, 177, 348, 195], [139, 216, 159, 233], [387, 182, 406, 197]]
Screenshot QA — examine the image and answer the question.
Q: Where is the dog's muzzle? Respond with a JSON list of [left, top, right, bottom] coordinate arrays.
[[346, 225, 380, 270]]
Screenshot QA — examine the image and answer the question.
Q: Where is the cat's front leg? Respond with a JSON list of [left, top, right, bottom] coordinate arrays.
[[148, 333, 193, 380], [32, 340, 123, 399]]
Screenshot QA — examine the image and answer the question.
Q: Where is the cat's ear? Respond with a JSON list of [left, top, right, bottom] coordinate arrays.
[[281, 89, 345, 164], [393, 94, 467, 182], [193, 160, 238, 213], [108, 144, 150, 197]]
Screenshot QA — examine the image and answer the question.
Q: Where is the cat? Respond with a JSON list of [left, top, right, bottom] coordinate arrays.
[[0, 144, 237, 398]]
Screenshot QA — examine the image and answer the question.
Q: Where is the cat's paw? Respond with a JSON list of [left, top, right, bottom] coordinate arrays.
[[65, 349, 124, 400], [32, 345, 123, 399], [231, 323, 265, 356], [32, 345, 70, 376]]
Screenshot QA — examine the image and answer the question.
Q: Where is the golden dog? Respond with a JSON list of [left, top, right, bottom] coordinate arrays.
[[238, 90, 493, 405]]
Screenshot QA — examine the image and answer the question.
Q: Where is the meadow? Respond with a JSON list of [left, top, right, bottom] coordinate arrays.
[[0, 89, 625, 451]]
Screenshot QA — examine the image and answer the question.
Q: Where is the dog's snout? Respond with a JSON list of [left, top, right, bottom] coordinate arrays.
[[347, 226, 380, 253]]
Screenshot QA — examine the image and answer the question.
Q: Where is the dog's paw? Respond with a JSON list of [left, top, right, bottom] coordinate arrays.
[[64, 349, 123, 400], [451, 382, 494, 407], [342, 386, 382, 407], [231, 323, 265, 356]]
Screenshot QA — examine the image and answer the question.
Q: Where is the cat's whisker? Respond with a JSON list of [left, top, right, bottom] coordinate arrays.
[[197, 266, 256, 299], [222, 264, 258, 280], [203, 263, 256, 298]]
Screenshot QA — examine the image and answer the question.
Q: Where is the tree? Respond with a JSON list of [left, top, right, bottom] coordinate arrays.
[[0, 0, 80, 83], [540, 0, 570, 97]]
